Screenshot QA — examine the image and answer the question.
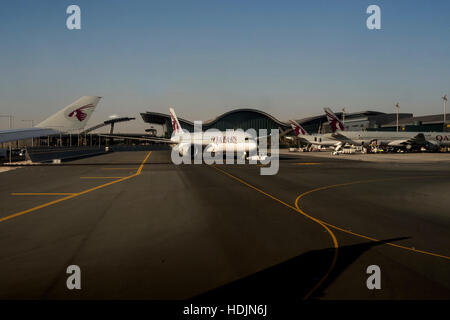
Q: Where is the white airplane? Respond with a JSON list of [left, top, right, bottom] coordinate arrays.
[[102, 108, 260, 159], [288, 119, 342, 150], [168, 108, 260, 158], [324, 107, 450, 151], [0, 96, 102, 143]]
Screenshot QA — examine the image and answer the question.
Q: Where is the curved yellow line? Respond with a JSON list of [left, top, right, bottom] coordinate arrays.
[[210, 165, 339, 300], [294, 177, 450, 261]]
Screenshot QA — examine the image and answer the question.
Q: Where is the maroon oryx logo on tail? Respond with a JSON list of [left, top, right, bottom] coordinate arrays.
[[290, 120, 306, 136], [324, 108, 344, 133], [170, 114, 179, 132], [68, 104, 94, 122]]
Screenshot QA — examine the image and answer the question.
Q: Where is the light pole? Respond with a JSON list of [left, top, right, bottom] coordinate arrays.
[[443, 94, 447, 131], [395, 103, 400, 132], [21, 120, 35, 147], [0, 115, 13, 163], [342, 107, 345, 125]]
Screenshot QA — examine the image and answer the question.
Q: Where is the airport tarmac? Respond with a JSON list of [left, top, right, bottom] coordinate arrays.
[[0, 150, 449, 300], [281, 149, 450, 163]]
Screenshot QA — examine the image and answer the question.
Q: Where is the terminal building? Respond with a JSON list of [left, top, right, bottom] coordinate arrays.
[[2, 109, 448, 150], [296, 110, 413, 134], [377, 113, 450, 132], [141, 109, 448, 137], [141, 109, 290, 137]]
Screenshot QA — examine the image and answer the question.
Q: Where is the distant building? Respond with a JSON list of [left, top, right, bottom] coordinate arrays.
[[294, 111, 413, 134], [141, 108, 420, 137], [378, 113, 450, 132], [141, 108, 450, 137]]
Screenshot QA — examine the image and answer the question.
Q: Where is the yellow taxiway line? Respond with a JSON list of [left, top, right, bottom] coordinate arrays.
[[80, 176, 126, 179], [11, 193, 77, 196], [210, 167, 450, 300], [1, 151, 151, 224], [294, 178, 450, 261], [210, 165, 339, 300], [101, 168, 139, 170], [293, 162, 321, 165]]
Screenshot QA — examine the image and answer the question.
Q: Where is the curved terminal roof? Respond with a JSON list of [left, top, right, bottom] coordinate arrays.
[[141, 108, 290, 132], [202, 108, 289, 128], [141, 108, 405, 135]]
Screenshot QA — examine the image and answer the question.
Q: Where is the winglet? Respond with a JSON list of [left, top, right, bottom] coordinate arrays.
[[36, 96, 101, 132]]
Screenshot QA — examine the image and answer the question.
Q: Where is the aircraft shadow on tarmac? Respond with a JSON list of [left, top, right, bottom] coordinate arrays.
[[193, 237, 409, 301]]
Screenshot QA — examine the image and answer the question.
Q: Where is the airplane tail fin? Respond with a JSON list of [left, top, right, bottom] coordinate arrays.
[[289, 120, 308, 136], [169, 107, 182, 135], [324, 107, 345, 133], [36, 96, 101, 132]]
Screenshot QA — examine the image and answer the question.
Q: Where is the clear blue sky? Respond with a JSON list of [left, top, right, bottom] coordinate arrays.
[[1, 0, 449, 131]]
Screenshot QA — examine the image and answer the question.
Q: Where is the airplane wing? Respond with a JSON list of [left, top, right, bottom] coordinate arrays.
[[0, 96, 101, 143], [330, 132, 357, 145], [405, 133, 427, 145], [0, 128, 60, 143], [98, 134, 173, 144], [387, 133, 427, 146]]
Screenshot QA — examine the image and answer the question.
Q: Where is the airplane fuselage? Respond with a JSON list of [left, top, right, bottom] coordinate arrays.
[[171, 131, 258, 155], [331, 131, 450, 148], [298, 134, 340, 148]]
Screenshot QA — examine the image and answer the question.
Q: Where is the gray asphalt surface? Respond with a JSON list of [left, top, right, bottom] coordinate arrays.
[[0, 150, 449, 300]]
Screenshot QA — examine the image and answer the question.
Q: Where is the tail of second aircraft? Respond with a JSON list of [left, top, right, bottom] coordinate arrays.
[[324, 107, 345, 133], [36, 96, 101, 132], [289, 120, 308, 136], [169, 107, 182, 135]]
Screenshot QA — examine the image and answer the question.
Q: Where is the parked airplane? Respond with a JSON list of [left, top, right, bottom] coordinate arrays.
[[288, 120, 342, 150], [0, 96, 102, 143], [168, 108, 260, 158], [101, 108, 261, 159], [324, 107, 450, 151]]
